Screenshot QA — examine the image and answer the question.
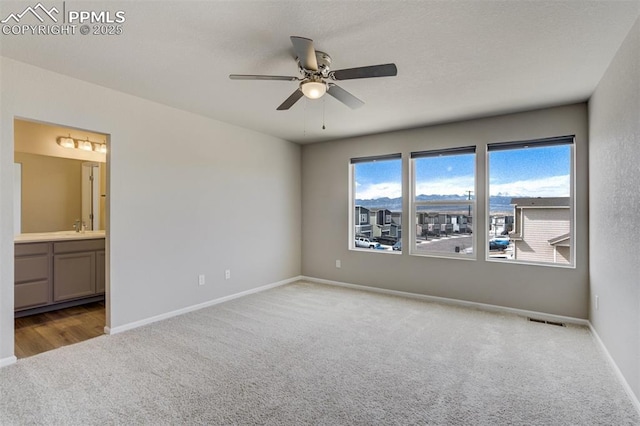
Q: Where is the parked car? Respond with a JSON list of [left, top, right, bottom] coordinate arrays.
[[392, 240, 402, 251], [489, 239, 510, 251], [355, 237, 380, 249]]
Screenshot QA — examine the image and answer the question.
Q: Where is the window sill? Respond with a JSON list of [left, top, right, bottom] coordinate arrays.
[[486, 257, 576, 269], [350, 247, 402, 255], [409, 251, 476, 261]]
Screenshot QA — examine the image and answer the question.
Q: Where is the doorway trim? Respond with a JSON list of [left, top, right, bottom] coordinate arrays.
[[10, 117, 111, 360]]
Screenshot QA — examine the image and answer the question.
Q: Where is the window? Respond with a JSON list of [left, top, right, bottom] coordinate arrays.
[[487, 136, 574, 266], [410, 147, 476, 258], [351, 154, 402, 251]]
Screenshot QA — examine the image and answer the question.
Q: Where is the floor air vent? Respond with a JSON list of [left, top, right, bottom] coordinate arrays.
[[528, 318, 566, 327]]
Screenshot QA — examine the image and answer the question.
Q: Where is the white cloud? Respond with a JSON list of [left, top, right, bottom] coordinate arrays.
[[356, 174, 570, 199], [415, 175, 475, 196], [356, 181, 401, 199], [490, 174, 570, 197]]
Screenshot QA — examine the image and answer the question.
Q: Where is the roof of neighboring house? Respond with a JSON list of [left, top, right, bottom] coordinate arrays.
[[510, 197, 570, 208], [548, 233, 571, 246], [367, 209, 402, 214]]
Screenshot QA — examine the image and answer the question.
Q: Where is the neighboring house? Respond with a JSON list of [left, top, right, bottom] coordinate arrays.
[[490, 215, 514, 237], [416, 212, 472, 237], [510, 197, 571, 264], [451, 214, 472, 234], [391, 211, 402, 227], [370, 209, 401, 240], [416, 212, 448, 236], [548, 233, 571, 263], [354, 206, 372, 238]]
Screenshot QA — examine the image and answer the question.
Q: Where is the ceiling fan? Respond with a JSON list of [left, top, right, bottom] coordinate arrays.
[[229, 36, 398, 111]]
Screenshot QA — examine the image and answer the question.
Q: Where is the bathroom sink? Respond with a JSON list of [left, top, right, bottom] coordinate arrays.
[[51, 230, 104, 235]]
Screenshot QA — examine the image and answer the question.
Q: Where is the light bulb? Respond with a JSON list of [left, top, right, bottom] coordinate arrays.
[[57, 137, 75, 149], [80, 140, 93, 151], [301, 80, 327, 99]]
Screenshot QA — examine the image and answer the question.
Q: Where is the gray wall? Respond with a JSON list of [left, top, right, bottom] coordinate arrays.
[[588, 18, 640, 402], [302, 104, 589, 318], [0, 57, 302, 362]]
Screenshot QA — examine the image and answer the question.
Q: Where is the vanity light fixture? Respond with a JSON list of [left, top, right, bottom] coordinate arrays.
[[56, 135, 107, 154], [79, 139, 93, 151], [57, 136, 75, 149]]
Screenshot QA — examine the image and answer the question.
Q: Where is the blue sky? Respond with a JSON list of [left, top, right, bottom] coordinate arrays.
[[354, 159, 402, 199], [489, 145, 570, 197], [354, 145, 571, 199]]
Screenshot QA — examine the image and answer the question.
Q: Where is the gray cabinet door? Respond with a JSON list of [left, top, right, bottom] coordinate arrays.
[[96, 250, 105, 294], [53, 252, 96, 302], [15, 253, 51, 310]]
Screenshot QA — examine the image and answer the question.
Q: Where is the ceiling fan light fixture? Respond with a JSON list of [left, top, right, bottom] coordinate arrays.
[[300, 80, 327, 99]]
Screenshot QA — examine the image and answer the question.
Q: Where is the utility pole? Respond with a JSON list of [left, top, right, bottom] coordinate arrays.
[[466, 190, 472, 217]]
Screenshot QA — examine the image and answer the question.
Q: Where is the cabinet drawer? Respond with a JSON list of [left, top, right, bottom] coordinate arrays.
[[15, 243, 49, 256], [54, 239, 105, 254], [15, 280, 49, 310], [15, 255, 49, 283]]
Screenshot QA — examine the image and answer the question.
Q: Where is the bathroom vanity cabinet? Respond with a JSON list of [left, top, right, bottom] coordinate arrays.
[[15, 233, 105, 315]]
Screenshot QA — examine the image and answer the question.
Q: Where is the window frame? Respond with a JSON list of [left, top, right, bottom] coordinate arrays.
[[409, 146, 477, 260], [349, 153, 403, 254], [486, 135, 576, 268]]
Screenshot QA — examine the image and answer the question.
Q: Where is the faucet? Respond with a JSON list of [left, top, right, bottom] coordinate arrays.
[[73, 219, 82, 232]]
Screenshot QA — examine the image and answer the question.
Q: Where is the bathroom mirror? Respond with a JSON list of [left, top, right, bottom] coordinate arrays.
[[14, 119, 107, 234]]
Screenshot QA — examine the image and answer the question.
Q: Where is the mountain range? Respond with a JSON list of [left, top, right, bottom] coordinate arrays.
[[355, 195, 514, 214]]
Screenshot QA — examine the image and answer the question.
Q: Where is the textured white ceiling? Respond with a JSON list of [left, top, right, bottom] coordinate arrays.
[[1, 1, 638, 144]]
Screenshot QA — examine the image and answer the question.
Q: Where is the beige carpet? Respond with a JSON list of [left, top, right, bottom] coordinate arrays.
[[1, 281, 638, 425]]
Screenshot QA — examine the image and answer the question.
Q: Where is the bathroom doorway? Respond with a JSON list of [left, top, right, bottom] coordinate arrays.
[[13, 118, 109, 358]]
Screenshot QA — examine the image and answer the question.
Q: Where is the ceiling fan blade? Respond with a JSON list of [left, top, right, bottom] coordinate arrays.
[[229, 74, 298, 81], [277, 89, 304, 110], [327, 84, 364, 109], [290, 36, 318, 71], [331, 63, 398, 80]]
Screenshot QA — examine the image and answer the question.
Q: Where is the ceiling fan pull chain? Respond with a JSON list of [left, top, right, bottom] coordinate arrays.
[[322, 98, 326, 130]]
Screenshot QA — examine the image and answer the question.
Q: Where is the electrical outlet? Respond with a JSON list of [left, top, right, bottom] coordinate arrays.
[[595, 295, 599, 310], [198, 274, 205, 286], [225, 269, 231, 280], [335, 260, 341, 268]]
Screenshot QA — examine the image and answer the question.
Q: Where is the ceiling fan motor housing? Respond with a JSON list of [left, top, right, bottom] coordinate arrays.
[[315, 51, 332, 73], [298, 51, 332, 78]]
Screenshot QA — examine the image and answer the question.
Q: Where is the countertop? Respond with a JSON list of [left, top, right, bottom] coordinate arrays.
[[15, 230, 106, 244]]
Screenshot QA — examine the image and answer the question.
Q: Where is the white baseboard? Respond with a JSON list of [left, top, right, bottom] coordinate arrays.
[[105, 276, 301, 335], [300, 276, 589, 326], [0, 355, 17, 368], [589, 323, 640, 416]]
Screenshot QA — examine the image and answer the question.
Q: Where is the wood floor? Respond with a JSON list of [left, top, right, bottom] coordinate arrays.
[[14, 302, 105, 359]]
